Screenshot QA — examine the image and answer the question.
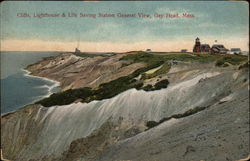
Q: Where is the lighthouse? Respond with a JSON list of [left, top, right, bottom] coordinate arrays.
[[193, 37, 201, 52], [75, 34, 81, 53]]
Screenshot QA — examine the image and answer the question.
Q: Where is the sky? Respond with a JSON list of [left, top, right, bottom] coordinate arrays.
[[0, 1, 249, 52]]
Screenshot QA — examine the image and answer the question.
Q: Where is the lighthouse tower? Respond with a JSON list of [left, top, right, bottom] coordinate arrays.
[[75, 34, 81, 53], [75, 39, 80, 53], [193, 37, 201, 52]]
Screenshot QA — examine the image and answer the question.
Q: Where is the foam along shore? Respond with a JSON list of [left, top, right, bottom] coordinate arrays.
[[21, 68, 61, 98], [1, 69, 60, 116]]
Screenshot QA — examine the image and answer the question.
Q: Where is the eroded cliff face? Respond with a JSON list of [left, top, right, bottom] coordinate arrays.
[[25, 53, 145, 91], [99, 85, 249, 161], [1, 53, 249, 161], [1, 105, 48, 160]]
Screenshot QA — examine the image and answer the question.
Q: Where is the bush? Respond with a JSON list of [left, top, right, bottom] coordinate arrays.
[[154, 79, 169, 90], [215, 55, 247, 67], [134, 81, 144, 90], [141, 79, 169, 92], [238, 61, 249, 70], [142, 84, 153, 91], [215, 59, 225, 67], [146, 121, 158, 128], [146, 106, 208, 130], [222, 62, 230, 67], [36, 87, 93, 107]]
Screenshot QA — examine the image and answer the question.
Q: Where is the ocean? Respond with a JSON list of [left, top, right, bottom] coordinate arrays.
[[1, 51, 61, 114]]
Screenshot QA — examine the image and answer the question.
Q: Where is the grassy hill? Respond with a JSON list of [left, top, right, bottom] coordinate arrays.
[[36, 51, 248, 107]]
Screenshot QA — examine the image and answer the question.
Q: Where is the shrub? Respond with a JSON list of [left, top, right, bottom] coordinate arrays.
[[36, 87, 93, 107], [134, 81, 144, 90], [141, 79, 169, 91], [146, 106, 208, 130], [146, 121, 158, 128], [154, 79, 169, 90], [238, 61, 249, 70], [215, 59, 225, 67], [142, 84, 153, 91], [215, 55, 247, 67]]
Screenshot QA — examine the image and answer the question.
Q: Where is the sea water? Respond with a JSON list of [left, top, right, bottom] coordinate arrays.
[[1, 51, 61, 114]]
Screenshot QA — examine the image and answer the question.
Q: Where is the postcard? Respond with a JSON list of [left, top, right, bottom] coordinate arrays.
[[0, 1, 249, 161]]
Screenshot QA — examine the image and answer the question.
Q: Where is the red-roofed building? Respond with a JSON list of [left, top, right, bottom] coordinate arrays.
[[193, 37, 211, 53]]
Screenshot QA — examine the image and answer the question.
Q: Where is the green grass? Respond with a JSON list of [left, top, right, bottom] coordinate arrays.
[[154, 52, 247, 65], [215, 55, 248, 67], [238, 61, 249, 70], [141, 62, 171, 80]]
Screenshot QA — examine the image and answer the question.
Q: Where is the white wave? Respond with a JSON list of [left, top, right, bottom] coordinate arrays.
[[34, 85, 50, 89], [21, 69, 61, 98]]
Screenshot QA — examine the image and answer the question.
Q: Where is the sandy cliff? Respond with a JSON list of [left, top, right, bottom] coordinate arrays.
[[25, 53, 145, 91], [1, 52, 249, 161]]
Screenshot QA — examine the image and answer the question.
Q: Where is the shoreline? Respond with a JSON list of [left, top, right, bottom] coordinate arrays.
[[22, 68, 61, 97], [1, 69, 61, 116], [1, 68, 61, 117]]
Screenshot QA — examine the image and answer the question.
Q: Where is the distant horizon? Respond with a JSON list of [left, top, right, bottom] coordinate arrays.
[[1, 36, 249, 52], [1, 38, 249, 53], [1, 49, 249, 53]]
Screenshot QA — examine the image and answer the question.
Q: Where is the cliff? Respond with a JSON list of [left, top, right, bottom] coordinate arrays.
[[1, 52, 249, 161], [25, 52, 145, 91]]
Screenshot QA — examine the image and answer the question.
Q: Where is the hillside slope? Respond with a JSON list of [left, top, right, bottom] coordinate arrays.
[[1, 52, 249, 161], [25, 52, 145, 91]]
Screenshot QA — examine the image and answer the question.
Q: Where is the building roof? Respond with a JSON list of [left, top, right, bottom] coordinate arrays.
[[201, 44, 210, 47], [212, 44, 226, 48], [231, 48, 241, 51]]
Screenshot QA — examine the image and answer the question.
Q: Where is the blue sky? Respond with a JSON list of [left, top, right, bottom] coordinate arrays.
[[1, 1, 249, 51]]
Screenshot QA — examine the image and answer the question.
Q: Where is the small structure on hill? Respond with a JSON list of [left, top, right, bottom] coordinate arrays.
[[75, 48, 80, 53], [211, 44, 228, 54], [75, 35, 81, 53], [146, 49, 152, 53], [201, 44, 211, 52], [193, 37, 211, 53], [230, 48, 242, 55], [181, 49, 188, 52]]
